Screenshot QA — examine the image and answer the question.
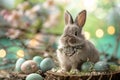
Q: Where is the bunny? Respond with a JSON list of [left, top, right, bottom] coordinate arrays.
[[57, 10, 99, 72]]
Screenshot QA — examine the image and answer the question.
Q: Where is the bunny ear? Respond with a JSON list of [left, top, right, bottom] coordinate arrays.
[[75, 10, 86, 28], [64, 10, 73, 25]]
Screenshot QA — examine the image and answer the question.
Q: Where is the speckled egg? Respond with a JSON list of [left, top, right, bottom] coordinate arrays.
[[33, 56, 43, 67], [26, 73, 43, 80], [15, 58, 25, 72], [94, 61, 109, 72], [40, 58, 55, 72], [21, 60, 38, 74], [81, 61, 94, 72]]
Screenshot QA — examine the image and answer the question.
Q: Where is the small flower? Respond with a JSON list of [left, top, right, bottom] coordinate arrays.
[[11, 10, 21, 20], [6, 28, 21, 39], [31, 5, 41, 13], [25, 9, 37, 20], [34, 34, 42, 41], [43, 13, 60, 28], [43, 0, 54, 9], [0, 10, 10, 16], [43, 52, 49, 57], [17, 1, 30, 11], [5, 11, 22, 27]]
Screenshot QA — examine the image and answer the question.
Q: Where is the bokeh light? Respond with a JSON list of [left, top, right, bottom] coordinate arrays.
[[96, 29, 104, 38], [83, 0, 97, 12], [17, 50, 24, 58], [0, 49, 6, 58], [107, 26, 115, 35], [84, 31, 90, 39], [28, 39, 40, 48]]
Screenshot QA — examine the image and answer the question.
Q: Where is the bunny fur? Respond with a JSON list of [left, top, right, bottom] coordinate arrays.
[[57, 10, 99, 72]]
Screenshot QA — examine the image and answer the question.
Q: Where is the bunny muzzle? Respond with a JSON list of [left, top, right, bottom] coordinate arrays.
[[61, 34, 85, 47]]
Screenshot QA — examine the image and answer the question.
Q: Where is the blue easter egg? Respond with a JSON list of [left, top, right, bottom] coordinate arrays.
[[33, 56, 43, 67], [15, 58, 25, 72], [40, 58, 55, 72], [26, 73, 43, 80], [81, 61, 94, 72], [94, 61, 109, 72]]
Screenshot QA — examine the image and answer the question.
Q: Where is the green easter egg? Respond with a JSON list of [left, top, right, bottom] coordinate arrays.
[[26, 73, 43, 80], [33, 56, 43, 67], [15, 58, 25, 72], [40, 58, 55, 72], [109, 65, 118, 71], [94, 61, 109, 72], [108, 63, 118, 71], [81, 61, 94, 72]]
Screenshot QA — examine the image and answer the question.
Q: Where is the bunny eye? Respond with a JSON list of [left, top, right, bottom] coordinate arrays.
[[75, 31, 78, 36]]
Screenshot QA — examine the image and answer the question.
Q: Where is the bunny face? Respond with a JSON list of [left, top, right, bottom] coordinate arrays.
[[60, 10, 86, 47]]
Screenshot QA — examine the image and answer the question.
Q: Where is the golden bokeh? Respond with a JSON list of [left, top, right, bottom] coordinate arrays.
[[107, 26, 115, 35], [28, 39, 39, 48], [96, 29, 104, 38], [17, 50, 25, 58], [84, 31, 90, 39], [0, 49, 6, 58]]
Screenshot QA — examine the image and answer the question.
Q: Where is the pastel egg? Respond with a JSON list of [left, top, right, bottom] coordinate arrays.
[[32, 56, 43, 67], [94, 61, 109, 72], [21, 60, 38, 74], [81, 61, 94, 72], [40, 58, 55, 72], [15, 58, 25, 72], [26, 73, 43, 80]]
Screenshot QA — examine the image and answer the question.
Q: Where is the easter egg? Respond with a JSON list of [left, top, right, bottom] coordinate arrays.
[[26, 73, 43, 80], [21, 60, 38, 74], [109, 64, 118, 71], [15, 58, 25, 72], [40, 58, 55, 72], [81, 61, 94, 72], [33, 56, 43, 67], [108, 62, 118, 71], [94, 61, 109, 72]]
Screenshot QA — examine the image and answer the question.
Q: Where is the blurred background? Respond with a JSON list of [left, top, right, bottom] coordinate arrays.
[[0, 0, 120, 70]]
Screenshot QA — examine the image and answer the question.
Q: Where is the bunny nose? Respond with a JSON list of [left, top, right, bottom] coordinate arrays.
[[68, 37, 76, 44]]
